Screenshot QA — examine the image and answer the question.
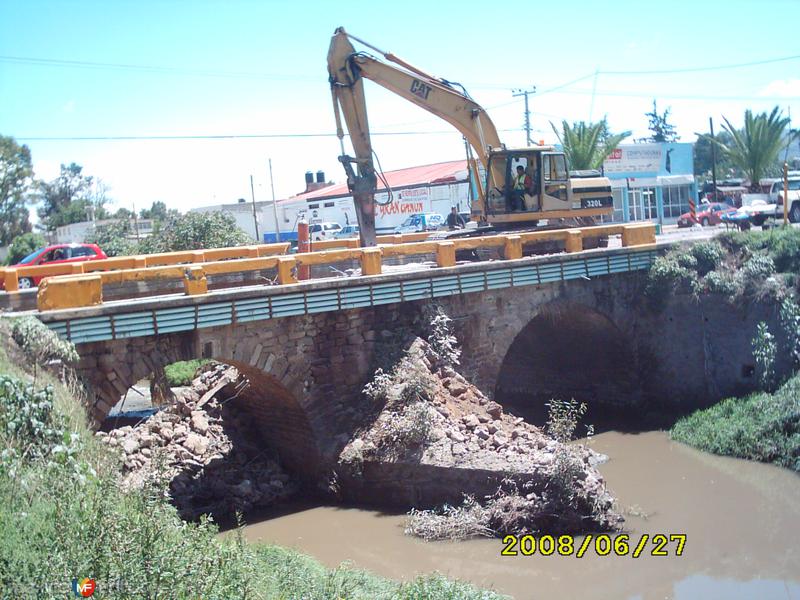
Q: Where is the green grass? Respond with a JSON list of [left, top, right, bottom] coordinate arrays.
[[0, 329, 505, 600], [671, 374, 800, 471], [164, 359, 209, 387]]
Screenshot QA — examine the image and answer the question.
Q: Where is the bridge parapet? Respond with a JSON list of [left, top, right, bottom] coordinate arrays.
[[31, 223, 656, 312]]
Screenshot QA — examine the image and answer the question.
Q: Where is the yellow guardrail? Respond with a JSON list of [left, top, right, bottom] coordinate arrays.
[[0, 242, 290, 292], [33, 223, 656, 312]]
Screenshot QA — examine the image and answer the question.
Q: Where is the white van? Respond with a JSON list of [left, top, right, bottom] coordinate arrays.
[[393, 213, 444, 234], [309, 222, 342, 241]]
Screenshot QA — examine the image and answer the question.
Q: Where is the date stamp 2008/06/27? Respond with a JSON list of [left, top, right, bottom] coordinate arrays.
[[501, 533, 686, 558]]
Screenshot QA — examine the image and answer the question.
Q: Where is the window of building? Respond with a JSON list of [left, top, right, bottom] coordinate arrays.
[[308, 203, 320, 209], [662, 185, 691, 218], [324, 202, 335, 208]]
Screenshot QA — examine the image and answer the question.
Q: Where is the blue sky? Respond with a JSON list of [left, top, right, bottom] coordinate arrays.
[[1, 0, 798, 215]]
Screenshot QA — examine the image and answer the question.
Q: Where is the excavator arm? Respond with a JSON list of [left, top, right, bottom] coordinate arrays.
[[328, 27, 501, 246]]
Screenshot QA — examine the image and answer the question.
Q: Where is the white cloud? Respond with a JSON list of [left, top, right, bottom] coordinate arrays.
[[758, 79, 800, 98]]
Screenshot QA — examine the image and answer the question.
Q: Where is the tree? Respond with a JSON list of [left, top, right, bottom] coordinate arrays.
[[113, 207, 133, 220], [0, 135, 35, 246], [139, 200, 168, 222], [85, 219, 138, 258], [5, 232, 47, 265], [138, 211, 251, 254], [37, 163, 109, 230], [646, 100, 680, 143], [550, 119, 630, 170], [713, 107, 792, 190], [693, 130, 734, 177]]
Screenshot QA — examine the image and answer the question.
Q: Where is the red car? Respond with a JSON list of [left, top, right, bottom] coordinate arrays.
[[677, 202, 736, 228], [6, 243, 108, 289]]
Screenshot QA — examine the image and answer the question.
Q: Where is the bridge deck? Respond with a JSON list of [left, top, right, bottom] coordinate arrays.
[[22, 244, 661, 345]]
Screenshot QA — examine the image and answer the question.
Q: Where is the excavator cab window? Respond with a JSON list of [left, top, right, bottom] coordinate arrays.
[[543, 153, 567, 182], [542, 153, 569, 203], [505, 154, 539, 212]]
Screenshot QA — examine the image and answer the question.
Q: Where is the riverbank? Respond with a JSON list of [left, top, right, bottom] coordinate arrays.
[[671, 373, 800, 471], [653, 227, 800, 471], [0, 318, 503, 599]]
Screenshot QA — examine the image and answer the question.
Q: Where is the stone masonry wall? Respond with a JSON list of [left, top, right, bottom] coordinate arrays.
[[75, 270, 787, 482]]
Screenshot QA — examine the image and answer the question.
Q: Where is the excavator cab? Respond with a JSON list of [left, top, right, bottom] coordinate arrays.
[[484, 148, 573, 216]]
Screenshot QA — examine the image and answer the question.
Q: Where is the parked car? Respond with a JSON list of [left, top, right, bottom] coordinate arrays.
[[393, 213, 444, 234], [333, 225, 360, 239], [677, 202, 736, 228], [309, 222, 342, 241], [3, 243, 108, 289]]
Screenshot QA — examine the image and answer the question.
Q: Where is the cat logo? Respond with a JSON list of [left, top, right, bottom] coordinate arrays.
[[410, 79, 432, 101]]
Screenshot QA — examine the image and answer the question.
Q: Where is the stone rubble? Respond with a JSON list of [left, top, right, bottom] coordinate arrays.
[[340, 338, 621, 534], [96, 363, 296, 520]]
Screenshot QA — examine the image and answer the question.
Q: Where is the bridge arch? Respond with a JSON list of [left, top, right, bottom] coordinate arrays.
[[493, 302, 640, 425], [78, 331, 326, 479]]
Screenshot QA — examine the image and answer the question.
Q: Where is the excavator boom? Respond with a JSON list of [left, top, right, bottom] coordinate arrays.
[[327, 27, 612, 247], [328, 26, 500, 246]]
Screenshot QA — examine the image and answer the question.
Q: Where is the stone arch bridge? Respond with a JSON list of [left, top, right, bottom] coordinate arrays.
[[34, 246, 768, 479]]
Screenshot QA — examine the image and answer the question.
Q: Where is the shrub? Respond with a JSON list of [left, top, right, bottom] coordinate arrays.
[[362, 367, 393, 403], [139, 211, 252, 254], [545, 398, 588, 444], [752, 322, 777, 392], [780, 298, 800, 368], [770, 227, 800, 273], [164, 359, 208, 387], [689, 240, 724, 276], [645, 256, 693, 305], [671, 374, 800, 471], [427, 308, 461, 366], [701, 270, 741, 297], [5, 232, 47, 265], [741, 253, 776, 282], [11, 316, 79, 366], [85, 219, 139, 257]]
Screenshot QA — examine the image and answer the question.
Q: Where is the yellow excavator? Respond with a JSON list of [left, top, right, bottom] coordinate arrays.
[[328, 27, 613, 247]]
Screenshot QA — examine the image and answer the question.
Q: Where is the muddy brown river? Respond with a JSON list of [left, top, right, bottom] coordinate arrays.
[[234, 431, 800, 599]]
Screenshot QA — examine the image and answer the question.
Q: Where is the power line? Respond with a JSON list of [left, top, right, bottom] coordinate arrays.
[[0, 55, 317, 81], [552, 89, 800, 101], [15, 131, 459, 142], [4, 51, 799, 86], [17, 128, 528, 143], [601, 53, 800, 75]]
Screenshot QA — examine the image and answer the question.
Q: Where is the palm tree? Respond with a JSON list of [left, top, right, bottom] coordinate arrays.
[[714, 107, 792, 190], [551, 119, 630, 171]]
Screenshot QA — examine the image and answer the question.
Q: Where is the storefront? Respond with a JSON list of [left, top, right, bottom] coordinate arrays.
[[601, 143, 696, 225]]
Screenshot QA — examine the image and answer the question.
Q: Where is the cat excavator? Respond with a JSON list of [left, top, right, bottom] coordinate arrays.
[[327, 27, 613, 248]]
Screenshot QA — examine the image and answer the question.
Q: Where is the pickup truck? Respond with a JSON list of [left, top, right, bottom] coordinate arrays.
[[768, 178, 800, 223]]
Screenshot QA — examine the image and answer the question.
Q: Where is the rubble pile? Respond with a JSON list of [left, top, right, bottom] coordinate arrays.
[[97, 364, 295, 519], [340, 338, 621, 535]]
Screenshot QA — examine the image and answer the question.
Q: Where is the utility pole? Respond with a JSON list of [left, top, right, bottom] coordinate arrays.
[[512, 86, 536, 146], [132, 200, 140, 242], [249, 175, 259, 242], [709, 117, 718, 201], [269, 158, 281, 242]]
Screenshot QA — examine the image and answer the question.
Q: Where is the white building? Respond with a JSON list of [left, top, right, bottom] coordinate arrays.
[[53, 218, 155, 244], [193, 160, 472, 242]]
